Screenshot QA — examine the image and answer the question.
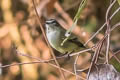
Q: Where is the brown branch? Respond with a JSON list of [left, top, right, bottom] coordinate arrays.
[[74, 54, 80, 80], [31, 0, 66, 80], [84, 5, 120, 46], [105, 0, 116, 64], [111, 22, 120, 31], [109, 49, 120, 64], [0, 60, 86, 80], [1, 46, 86, 80], [87, 36, 106, 80]]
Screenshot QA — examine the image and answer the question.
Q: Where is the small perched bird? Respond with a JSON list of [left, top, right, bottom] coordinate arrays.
[[45, 19, 85, 54]]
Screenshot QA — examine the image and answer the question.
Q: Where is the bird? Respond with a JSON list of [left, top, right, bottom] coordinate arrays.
[[45, 19, 86, 54]]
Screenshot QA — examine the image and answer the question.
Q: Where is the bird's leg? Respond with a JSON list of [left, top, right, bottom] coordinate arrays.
[[64, 51, 74, 60], [56, 51, 74, 60], [65, 52, 71, 60]]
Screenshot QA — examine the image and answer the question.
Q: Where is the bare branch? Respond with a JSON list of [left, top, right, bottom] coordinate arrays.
[[31, 0, 66, 79], [84, 6, 120, 46]]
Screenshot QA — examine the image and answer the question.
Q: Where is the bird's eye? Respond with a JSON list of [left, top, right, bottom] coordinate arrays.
[[52, 22, 57, 25]]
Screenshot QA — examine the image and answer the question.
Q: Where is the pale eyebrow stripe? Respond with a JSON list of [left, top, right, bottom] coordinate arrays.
[[46, 19, 56, 24]]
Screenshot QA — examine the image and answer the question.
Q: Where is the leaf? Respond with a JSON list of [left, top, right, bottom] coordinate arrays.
[[88, 64, 120, 80]]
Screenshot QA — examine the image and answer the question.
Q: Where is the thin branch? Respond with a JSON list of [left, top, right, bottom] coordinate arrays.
[[0, 60, 86, 80], [110, 50, 120, 64], [84, 6, 120, 46], [87, 40, 104, 79], [105, 0, 116, 20], [87, 47, 98, 80], [31, 0, 66, 80], [114, 50, 120, 55], [0, 61, 48, 68], [105, 20, 111, 64], [87, 33, 107, 79], [16, 44, 95, 61], [0, 52, 86, 80], [70, 48, 93, 57], [14, 44, 94, 63], [74, 54, 80, 80], [111, 22, 120, 31], [86, 20, 119, 79], [15, 49, 54, 62], [105, 0, 116, 64], [109, 49, 120, 64], [15, 48, 86, 80], [94, 38, 105, 64]]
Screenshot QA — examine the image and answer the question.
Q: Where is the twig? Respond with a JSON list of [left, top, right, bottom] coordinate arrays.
[[31, 0, 66, 80], [1, 47, 86, 80], [15, 49, 54, 62], [105, 0, 116, 64], [14, 43, 94, 63], [111, 22, 120, 31], [105, 20, 111, 64], [86, 30, 112, 79], [94, 38, 105, 64], [70, 48, 93, 57], [109, 49, 120, 64], [110, 50, 120, 64], [15, 45, 91, 80], [0, 60, 86, 80], [87, 36, 106, 80], [0, 61, 48, 68], [86, 47, 98, 80], [74, 54, 80, 80], [105, 0, 116, 20], [84, 6, 120, 46]]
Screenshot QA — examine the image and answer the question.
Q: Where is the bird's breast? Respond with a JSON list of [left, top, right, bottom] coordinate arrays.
[[47, 31, 61, 48]]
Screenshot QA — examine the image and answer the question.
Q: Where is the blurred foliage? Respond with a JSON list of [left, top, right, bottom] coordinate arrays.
[[117, 0, 120, 5], [0, 0, 120, 80]]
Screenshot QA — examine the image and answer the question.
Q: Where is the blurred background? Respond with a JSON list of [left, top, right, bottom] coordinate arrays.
[[0, 0, 120, 80]]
